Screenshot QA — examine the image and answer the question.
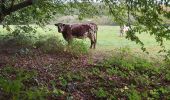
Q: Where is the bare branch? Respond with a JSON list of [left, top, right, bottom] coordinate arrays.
[[10, 0, 15, 11]]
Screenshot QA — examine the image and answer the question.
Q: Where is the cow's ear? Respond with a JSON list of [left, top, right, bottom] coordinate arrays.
[[54, 24, 58, 26], [62, 24, 65, 26]]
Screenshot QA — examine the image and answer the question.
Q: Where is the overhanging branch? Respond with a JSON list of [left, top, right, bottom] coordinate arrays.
[[0, 0, 34, 22]]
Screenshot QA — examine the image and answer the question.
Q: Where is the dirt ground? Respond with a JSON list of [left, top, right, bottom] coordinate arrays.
[[0, 45, 109, 83]]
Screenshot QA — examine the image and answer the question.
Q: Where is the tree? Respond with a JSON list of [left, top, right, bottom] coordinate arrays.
[[0, 0, 99, 25], [105, 0, 170, 59]]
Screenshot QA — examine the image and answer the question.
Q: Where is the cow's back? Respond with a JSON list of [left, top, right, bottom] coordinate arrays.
[[70, 24, 91, 38]]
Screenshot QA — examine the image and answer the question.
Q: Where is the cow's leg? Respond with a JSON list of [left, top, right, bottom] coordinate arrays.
[[67, 39, 73, 50], [120, 30, 122, 37], [65, 38, 73, 51], [88, 31, 94, 49], [93, 39, 95, 49], [90, 40, 95, 49], [89, 35, 94, 49], [67, 39, 72, 45], [66, 35, 73, 45], [93, 32, 97, 49], [90, 36, 96, 49], [90, 39, 93, 49], [93, 40, 96, 49], [121, 31, 124, 37]]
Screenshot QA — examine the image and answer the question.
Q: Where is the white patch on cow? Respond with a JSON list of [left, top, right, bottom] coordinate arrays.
[[120, 25, 129, 36]]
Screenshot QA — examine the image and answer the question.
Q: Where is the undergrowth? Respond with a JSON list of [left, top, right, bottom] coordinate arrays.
[[0, 30, 89, 56], [87, 47, 170, 99], [0, 47, 170, 99]]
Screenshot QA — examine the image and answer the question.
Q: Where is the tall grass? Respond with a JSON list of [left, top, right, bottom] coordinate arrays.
[[66, 40, 89, 56]]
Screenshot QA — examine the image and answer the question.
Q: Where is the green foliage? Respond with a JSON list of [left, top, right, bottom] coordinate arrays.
[[52, 88, 65, 97], [3, 0, 63, 25], [66, 40, 89, 56], [36, 35, 65, 53], [94, 87, 108, 98], [0, 78, 22, 100], [165, 70, 170, 81], [0, 66, 69, 99], [149, 87, 170, 99], [25, 87, 48, 100], [1, 26, 89, 56], [91, 67, 100, 75], [35, 37, 89, 55], [105, 0, 170, 58], [127, 89, 141, 100], [2, 25, 37, 47], [2, 0, 99, 25], [0, 66, 44, 100], [86, 47, 170, 99], [59, 76, 68, 87], [160, 61, 170, 81], [63, 72, 84, 82], [50, 81, 65, 97]]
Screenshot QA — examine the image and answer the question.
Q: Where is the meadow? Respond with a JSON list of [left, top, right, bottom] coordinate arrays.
[[1, 25, 170, 48], [35, 25, 170, 59], [1, 25, 170, 61]]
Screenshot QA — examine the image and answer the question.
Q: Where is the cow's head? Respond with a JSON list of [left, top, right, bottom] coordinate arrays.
[[54, 23, 65, 33]]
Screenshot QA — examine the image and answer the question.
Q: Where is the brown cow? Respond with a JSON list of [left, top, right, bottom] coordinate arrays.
[[88, 23, 98, 34], [54, 23, 97, 49]]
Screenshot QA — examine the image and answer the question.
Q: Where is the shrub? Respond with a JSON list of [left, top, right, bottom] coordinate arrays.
[[35, 35, 65, 53], [94, 87, 108, 98], [96, 46, 170, 99], [0, 66, 66, 100], [127, 89, 141, 100], [0, 66, 47, 100], [1, 25, 37, 47], [66, 40, 89, 56], [35, 36, 89, 56]]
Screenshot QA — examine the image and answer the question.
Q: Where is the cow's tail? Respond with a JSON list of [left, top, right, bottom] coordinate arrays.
[[95, 26, 98, 43]]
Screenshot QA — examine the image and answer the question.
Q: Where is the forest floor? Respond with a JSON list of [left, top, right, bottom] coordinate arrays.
[[0, 44, 170, 99], [0, 45, 111, 99]]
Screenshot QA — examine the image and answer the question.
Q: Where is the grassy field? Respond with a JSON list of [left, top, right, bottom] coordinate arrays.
[[1, 25, 170, 58], [37, 25, 170, 59], [49, 25, 170, 47], [1, 25, 170, 49]]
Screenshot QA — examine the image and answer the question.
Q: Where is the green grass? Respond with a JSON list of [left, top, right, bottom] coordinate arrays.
[[45, 25, 170, 60], [97, 26, 170, 51], [46, 25, 170, 51]]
